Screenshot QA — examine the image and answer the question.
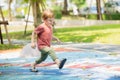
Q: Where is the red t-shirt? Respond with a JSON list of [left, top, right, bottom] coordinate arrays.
[[34, 25, 52, 50]]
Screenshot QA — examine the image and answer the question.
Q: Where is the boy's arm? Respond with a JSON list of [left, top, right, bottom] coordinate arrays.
[[52, 35, 61, 43]]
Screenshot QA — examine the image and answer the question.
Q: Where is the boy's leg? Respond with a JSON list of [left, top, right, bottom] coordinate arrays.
[[31, 46, 67, 71], [47, 47, 58, 62], [31, 49, 48, 72], [47, 47, 67, 69], [35, 53, 48, 64]]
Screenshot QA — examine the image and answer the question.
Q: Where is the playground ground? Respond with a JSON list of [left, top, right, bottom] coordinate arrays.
[[0, 43, 120, 80]]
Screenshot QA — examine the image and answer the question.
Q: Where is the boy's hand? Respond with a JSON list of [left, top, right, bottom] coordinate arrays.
[[52, 36, 62, 44], [56, 38, 62, 44], [31, 43, 36, 49]]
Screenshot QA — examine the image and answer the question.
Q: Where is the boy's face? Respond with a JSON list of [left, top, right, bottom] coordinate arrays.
[[45, 18, 55, 26]]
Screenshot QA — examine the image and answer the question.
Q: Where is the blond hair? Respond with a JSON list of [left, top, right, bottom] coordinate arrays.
[[42, 9, 54, 20]]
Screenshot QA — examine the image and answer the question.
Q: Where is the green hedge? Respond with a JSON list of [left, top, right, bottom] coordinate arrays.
[[87, 13, 120, 20], [54, 10, 62, 19], [52, 5, 62, 19], [103, 13, 120, 20], [15, 15, 25, 19]]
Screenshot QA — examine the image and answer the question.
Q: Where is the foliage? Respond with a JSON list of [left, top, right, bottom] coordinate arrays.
[[2, 10, 8, 17], [0, 44, 22, 50], [70, 0, 86, 8], [87, 14, 98, 19], [87, 14, 120, 20], [52, 5, 62, 19], [15, 15, 25, 19], [103, 13, 120, 20]]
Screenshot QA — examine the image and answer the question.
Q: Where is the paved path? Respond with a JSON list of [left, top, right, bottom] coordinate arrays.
[[53, 42, 120, 54], [3, 39, 120, 53], [0, 42, 120, 80]]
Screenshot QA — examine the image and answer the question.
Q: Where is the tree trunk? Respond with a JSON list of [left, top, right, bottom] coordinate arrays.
[[36, 3, 42, 26], [24, 0, 46, 35], [0, 26, 3, 44], [8, 0, 12, 21], [96, 0, 103, 20], [31, 1, 45, 27], [63, 0, 68, 15], [0, 7, 11, 44]]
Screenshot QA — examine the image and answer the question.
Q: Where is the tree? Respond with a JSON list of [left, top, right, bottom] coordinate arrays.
[[96, 0, 103, 20], [30, 0, 46, 27], [63, 0, 69, 15], [22, 0, 46, 27], [23, 0, 46, 35], [8, 0, 13, 21]]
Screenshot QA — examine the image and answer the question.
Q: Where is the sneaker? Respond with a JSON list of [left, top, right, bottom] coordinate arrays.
[[59, 58, 67, 69], [30, 68, 38, 72], [30, 63, 38, 72]]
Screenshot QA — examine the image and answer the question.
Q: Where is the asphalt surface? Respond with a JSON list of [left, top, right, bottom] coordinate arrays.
[[0, 41, 120, 80], [3, 39, 120, 54]]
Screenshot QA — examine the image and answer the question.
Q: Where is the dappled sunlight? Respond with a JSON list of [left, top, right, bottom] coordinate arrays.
[[54, 26, 120, 44], [95, 33, 120, 44]]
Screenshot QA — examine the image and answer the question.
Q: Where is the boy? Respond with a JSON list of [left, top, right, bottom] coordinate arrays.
[[31, 9, 66, 72]]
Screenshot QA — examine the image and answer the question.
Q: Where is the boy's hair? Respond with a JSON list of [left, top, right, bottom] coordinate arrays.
[[42, 9, 54, 20]]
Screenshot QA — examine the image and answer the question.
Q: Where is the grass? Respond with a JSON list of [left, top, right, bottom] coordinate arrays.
[[1, 24, 120, 50], [0, 44, 22, 50], [54, 24, 120, 44]]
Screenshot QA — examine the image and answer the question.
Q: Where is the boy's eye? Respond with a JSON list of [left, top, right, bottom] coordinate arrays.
[[47, 18, 54, 22], [48, 19, 52, 21]]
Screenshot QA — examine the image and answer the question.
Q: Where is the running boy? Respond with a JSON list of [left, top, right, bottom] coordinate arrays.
[[31, 9, 66, 72]]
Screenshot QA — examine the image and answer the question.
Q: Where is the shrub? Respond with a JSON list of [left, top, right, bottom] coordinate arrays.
[[52, 5, 62, 19], [87, 14, 120, 20]]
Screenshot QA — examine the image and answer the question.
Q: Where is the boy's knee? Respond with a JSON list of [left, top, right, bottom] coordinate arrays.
[[48, 49, 54, 54], [48, 49, 58, 61]]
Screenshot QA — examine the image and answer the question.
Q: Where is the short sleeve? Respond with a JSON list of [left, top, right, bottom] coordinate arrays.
[[34, 26, 44, 34]]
